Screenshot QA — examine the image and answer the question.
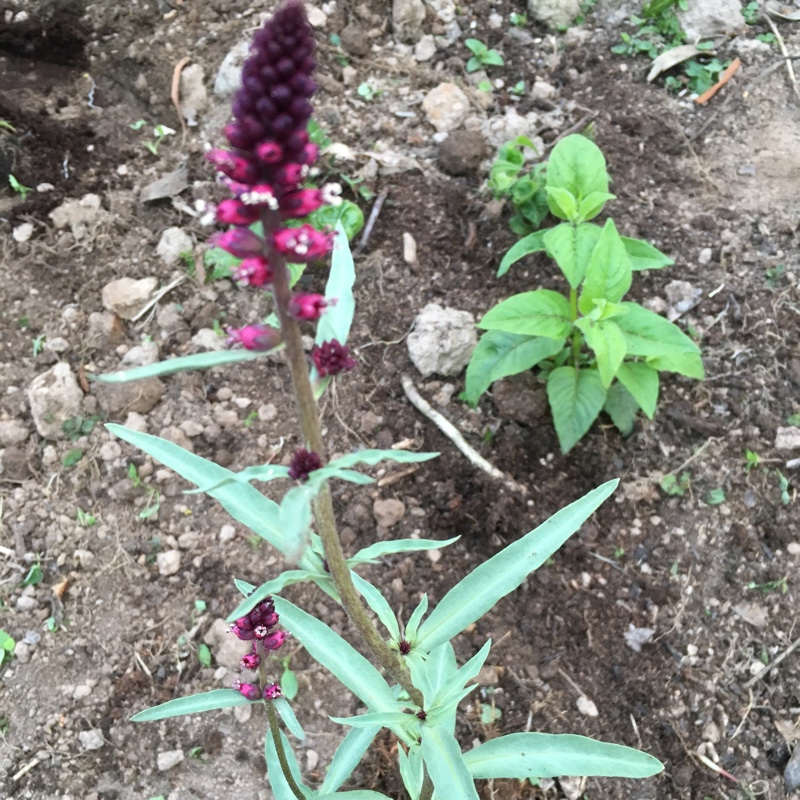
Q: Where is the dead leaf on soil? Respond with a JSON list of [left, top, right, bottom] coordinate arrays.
[[647, 44, 705, 82], [733, 601, 768, 628], [775, 719, 800, 745], [139, 165, 189, 203]]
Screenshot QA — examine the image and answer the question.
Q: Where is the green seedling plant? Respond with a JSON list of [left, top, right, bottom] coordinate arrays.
[[466, 134, 703, 453], [94, 4, 663, 798], [464, 39, 504, 73], [76, 508, 97, 527], [659, 471, 691, 496], [8, 174, 32, 201], [0, 630, 15, 666], [744, 449, 761, 473]]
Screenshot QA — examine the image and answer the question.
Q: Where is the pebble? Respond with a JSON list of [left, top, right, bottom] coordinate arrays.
[[0, 419, 30, 447], [788, 543, 800, 555], [576, 696, 599, 717], [45, 336, 70, 354], [27, 363, 84, 439], [422, 83, 471, 133], [180, 420, 205, 438], [775, 427, 800, 451], [204, 618, 249, 670], [13, 223, 34, 243], [157, 550, 181, 576], [220, 525, 236, 543], [73, 683, 94, 700], [373, 498, 405, 528], [258, 403, 277, 422], [159, 426, 194, 453], [178, 531, 200, 550], [14, 642, 31, 663], [16, 595, 39, 611], [74, 549, 96, 568], [414, 35, 437, 62], [407, 304, 477, 378], [101, 277, 158, 320], [124, 412, 149, 433], [157, 227, 193, 265], [79, 730, 105, 751], [121, 341, 160, 367], [100, 440, 122, 462], [213, 406, 240, 428], [157, 749, 185, 771]]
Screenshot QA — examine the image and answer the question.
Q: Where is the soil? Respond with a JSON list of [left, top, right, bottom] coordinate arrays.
[[1, 1, 799, 799]]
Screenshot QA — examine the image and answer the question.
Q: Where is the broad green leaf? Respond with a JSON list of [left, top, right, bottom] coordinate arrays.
[[319, 725, 382, 795], [311, 198, 364, 241], [478, 290, 572, 339], [546, 366, 607, 453], [542, 222, 602, 288], [616, 362, 659, 418], [614, 303, 701, 357], [92, 349, 273, 383], [621, 237, 674, 271], [352, 572, 401, 641], [404, 594, 429, 643], [273, 597, 396, 711], [274, 697, 304, 740], [483, 50, 504, 66], [421, 725, 480, 800], [327, 449, 439, 469], [350, 537, 459, 566], [577, 191, 616, 222], [546, 135, 609, 205], [646, 351, 705, 379], [462, 733, 663, 779], [265, 729, 310, 800], [546, 186, 579, 221], [578, 219, 632, 314], [574, 318, 626, 388], [131, 689, 251, 722], [415, 480, 617, 651], [108, 425, 287, 552], [497, 230, 547, 277], [463, 331, 564, 406], [603, 382, 638, 436]]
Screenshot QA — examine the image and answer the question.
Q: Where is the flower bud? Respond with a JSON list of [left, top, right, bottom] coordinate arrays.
[[272, 224, 334, 262], [287, 293, 329, 322], [216, 199, 261, 226], [233, 256, 274, 287], [263, 683, 282, 700], [240, 651, 261, 671], [279, 188, 324, 218], [287, 448, 322, 482], [227, 324, 282, 352], [234, 680, 262, 701], [211, 228, 265, 258], [262, 630, 288, 652]]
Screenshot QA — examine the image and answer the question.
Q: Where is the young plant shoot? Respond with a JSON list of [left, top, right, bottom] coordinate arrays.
[[466, 134, 703, 453], [101, 3, 663, 797]]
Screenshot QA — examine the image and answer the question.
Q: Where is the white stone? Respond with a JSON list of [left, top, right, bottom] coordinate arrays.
[[79, 729, 105, 751], [527, 0, 581, 29], [48, 194, 107, 240], [16, 595, 39, 611], [121, 341, 160, 367], [191, 328, 226, 351], [775, 427, 800, 451], [219, 524, 236, 543], [124, 412, 149, 433], [180, 420, 205, 438], [0, 419, 30, 446], [13, 223, 34, 243], [27, 363, 84, 439], [373, 498, 406, 528], [99, 440, 122, 462], [414, 35, 437, 62], [488, 12, 503, 28], [213, 40, 250, 98], [425, 0, 456, 23], [678, 0, 744, 41], [102, 277, 158, 320], [306, 5, 328, 27], [422, 83, 471, 133], [157, 749, 185, 771], [157, 550, 181, 576], [407, 303, 477, 377], [576, 695, 598, 717], [393, 0, 427, 38], [157, 227, 193, 266], [74, 549, 96, 568], [45, 337, 70, 354]]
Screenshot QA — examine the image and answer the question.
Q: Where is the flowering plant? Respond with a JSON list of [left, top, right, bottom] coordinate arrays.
[[97, 3, 663, 797]]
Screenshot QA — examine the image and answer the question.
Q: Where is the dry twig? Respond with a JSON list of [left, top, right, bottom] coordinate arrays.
[[742, 633, 800, 689], [763, 13, 800, 101], [171, 57, 192, 145]]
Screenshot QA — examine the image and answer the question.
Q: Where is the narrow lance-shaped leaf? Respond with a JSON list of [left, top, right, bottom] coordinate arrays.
[[462, 732, 664, 779], [265, 728, 310, 800], [415, 480, 617, 651], [420, 724, 480, 800], [349, 536, 459, 565], [131, 689, 252, 722], [319, 725, 382, 795], [326, 449, 439, 469], [351, 572, 401, 642]]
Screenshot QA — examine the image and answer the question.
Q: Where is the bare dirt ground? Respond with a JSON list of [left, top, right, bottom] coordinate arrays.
[[0, 1, 799, 799]]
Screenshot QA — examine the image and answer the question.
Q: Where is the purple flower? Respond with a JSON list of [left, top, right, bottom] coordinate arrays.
[[233, 680, 262, 701], [287, 293, 329, 322], [273, 223, 334, 261], [211, 228, 265, 258], [233, 256, 274, 287], [263, 683, 283, 700], [262, 630, 288, 652], [241, 650, 261, 671], [311, 340, 356, 377], [288, 448, 322, 481], [227, 324, 281, 352]]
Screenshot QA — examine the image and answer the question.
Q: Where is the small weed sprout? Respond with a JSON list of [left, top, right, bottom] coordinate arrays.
[[8, 174, 32, 201], [464, 38, 505, 73]]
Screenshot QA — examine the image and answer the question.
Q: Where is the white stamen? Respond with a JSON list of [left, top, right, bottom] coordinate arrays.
[[296, 244, 308, 255]]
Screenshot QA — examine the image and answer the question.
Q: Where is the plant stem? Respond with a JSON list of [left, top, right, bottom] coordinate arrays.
[[263, 211, 424, 709], [569, 287, 580, 367], [266, 701, 306, 799]]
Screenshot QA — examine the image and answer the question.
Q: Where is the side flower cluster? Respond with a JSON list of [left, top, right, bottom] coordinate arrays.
[[209, 0, 355, 379], [230, 596, 287, 701]]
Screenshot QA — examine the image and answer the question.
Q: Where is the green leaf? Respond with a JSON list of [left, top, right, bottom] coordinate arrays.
[[265, 729, 309, 800], [409, 641, 458, 701], [497, 231, 547, 277], [614, 303, 702, 357], [463, 332, 564, 406], [131, 689, 252, 722], [327, 449, 439, 470], [546, 366, 607, 453], [546, 186, 579, 221], [574, 318, 626, 388], [546, 134, 609, 205], [462, 733, 663, 779], [621, 237, 674, 271], [280, 667, 299, 701], [705, 488, 726, 505], [310, 199, 364, 241], [398, 746, 425, 800], [578, 219, 632, 314], [421, 725, 480, 800], [0, 629, 15, 664], [273, 597, 396, 711], [577, 191, 616, 221], [483, 50, 504, 66], [646, 350, 705, 379], [197, 643, 212, 667], [108, 425, 291, 554], [616, 362, 659, 418], [330, 711, 415, 731], [478, 290, 572, 339], [415, 480, 617, 651], [465, 38, 487, 56], [319, 725, 382, 795], [428, 640, 492, 715], [351, 572, 401, 641], [404, 594, 429, 643], [91, 349, 271, 384], [603, 382, 638, 436], [542, 222, 602, 288], [279, 484, 318, 562], [349, 537, 459, 566], [274, 696, 305, 740]]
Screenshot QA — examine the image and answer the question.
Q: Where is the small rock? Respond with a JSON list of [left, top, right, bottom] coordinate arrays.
[[787, 542, 800, 556], [360, 410, 383, 434], [373, 498, 405, 528], [157, 550, 181, 576], [488, 12, 503, 28], [95, 378, 165, 418], [180, 420, 205, 438], [698, 247, 713, 265], [74, 549, 96, 568], [678, 0, 744, 40], [0, 447, 31, 480], [73, 683, 93, 700], [179, 63, 207, 126], [422, 83, 471, 133], [775, 427, 800, 451], [178, 531, 200, 550], [403, 232, 418, 266], [159, 425, 195, 453], [531, 80, 556, 101], [491, 374, 548, 424], [204, 618, 250, 670], [476, 665, 502, 686], [733, 602, 768, 628], [664, 279, 701, 320], [340, 23, 370, 56], [157, 749, 185, 771], [27, 363, 84, 439], [393, 0, 427, 39], [45, 337, 70, 354], [558, 776, 584, 800], [49, 194, 107, 239], [527, 0, 581, 29], [86, 312, 127, 349], [306, 5, 327, 27], [0, 419, 30, 447], [786, 743, 800, 793], [426, 0, 456, 23], [13, 642, 31, 663], [191, 328, 227, 351], [219, 525, 237, 543], [16, 595, 39, 611], [407, 304, 477, 377], [623, 625, 656, 653], [100, 440, 123, 461], [102, 277, 158, 320], [79, 730, 105, 751], [124, 412, 149, 433], [701, 719, 721, 744], [258, 403, 277, 422], [121, 341, 160, 367], [213, 40, 250, 98], [13, 223, 34, 243], [414, 35, 437, 62], [157, 227, 193, 266], [576, 695, 598, 717], [438, 130, 487, 176]]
